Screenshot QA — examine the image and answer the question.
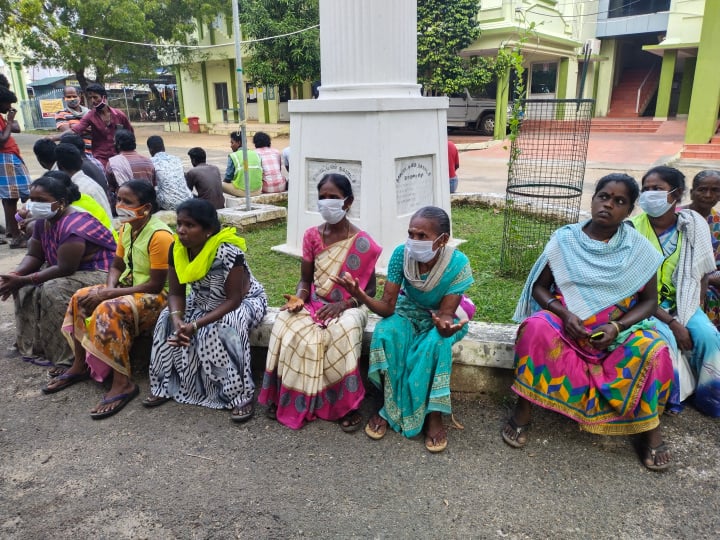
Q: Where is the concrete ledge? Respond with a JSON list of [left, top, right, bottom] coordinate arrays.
[[130, 308, 518, 396], [250, 308, 518, 394]]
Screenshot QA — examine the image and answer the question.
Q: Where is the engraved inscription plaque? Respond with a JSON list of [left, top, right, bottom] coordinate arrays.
[[305, 159, 362, 219], [395, 155, 434, 215]]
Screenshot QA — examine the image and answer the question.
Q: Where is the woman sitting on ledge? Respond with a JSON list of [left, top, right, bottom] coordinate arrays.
[[632, 166, 720, 417], [503, 174, 674, 471], [43, 181, 173, 420], [145, 199, 267, 422], [334, 206, 474, 453], [258, 173, 381, 431], [0, 174, 115, 368]]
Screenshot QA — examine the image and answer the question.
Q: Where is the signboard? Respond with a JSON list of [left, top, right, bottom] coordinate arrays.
[[305, 159, 362, 219], [39, 99, 64, 119], [394, 155, 434, 215]]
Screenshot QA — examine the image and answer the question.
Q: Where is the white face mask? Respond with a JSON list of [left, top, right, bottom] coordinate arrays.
[[638, 189, 676, 217], [317, 198, 347, 224], [405, 237, 443, 263], [26, 201, 58, 220]]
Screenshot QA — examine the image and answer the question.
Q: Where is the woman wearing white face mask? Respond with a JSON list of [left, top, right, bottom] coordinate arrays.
[[259, 173, 381, 431], [43, 181, 173, 420], [632, 166, 720, 417], [0, 174, 116, 369], [333, 206, 475, 453]]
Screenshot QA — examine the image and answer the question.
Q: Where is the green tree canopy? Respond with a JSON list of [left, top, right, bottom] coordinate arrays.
[[4, 0, 225, 87], [417, 0, 493, 95], [238, 0, 320, 95]]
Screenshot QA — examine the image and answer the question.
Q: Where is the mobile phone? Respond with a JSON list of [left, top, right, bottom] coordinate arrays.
[[590, 331, 605, 340]]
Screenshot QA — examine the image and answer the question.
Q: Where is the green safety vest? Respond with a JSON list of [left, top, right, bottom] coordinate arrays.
[[230, 149, 263, 192], [631, 213, 681, 308], [118, 216, 173, 288]]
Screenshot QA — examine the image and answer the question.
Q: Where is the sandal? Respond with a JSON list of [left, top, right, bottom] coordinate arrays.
[[501, 417, 531, 449], [142, 395, 171, 408], [339, 410, 363, 433], [41, 370, 89, 394], [364, 414, 388, 440], [266, 403, 277, 420], [8, 237, 27, 250], [90, 384, 140, 420], [47, 366, 67, 378], [424, 426, 448, 453], [640, 441, 672, 472], [231, 401, 255, 423]]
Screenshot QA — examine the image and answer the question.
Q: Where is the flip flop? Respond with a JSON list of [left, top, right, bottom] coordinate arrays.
[[41, 371, 89, 394], [364, 414, 388, 440], [424, 427, 448, 454], [22, 356, 54, 367], [501, 417, 531, 449], [231, 401, 255, 423], [142, 395, 171, 408], [266, 403, 278, 420], [640, 440, 672, 472], [339, 410, 363, 433], [90, 385, 140, 420]]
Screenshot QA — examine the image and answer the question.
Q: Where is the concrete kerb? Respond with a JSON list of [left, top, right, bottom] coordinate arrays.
[[247, 308, 519, 396]]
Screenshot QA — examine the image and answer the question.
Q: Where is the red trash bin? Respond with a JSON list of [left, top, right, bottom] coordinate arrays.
[[187, 116, 200, 134]]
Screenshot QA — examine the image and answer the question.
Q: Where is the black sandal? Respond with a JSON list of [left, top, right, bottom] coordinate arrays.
[[231, 401, 255, 423], [339, 410, 363, 433]]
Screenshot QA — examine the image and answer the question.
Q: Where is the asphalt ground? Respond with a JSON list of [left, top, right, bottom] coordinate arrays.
[[1, 123, 719, 539]]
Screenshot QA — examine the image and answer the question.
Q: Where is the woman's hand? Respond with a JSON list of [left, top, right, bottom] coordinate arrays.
[[167, 322, 196, 348], [77, 287, 109, 314], [432, 312, 468, 338], [330, 272, 361, 298], [281, 294, 305, 313], [316, 301, 346, 323], [670, 320, 693, 350], [561, 312, 590, 342], [0, 274, 29, 300], [587, 323, 619, 351]]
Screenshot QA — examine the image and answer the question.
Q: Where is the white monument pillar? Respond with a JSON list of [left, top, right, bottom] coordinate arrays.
[[275, 0, 450, 269]]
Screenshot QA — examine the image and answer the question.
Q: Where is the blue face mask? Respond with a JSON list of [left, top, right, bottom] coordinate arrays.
[[638, 189, 676, 217], [405, 234, 447, 263]]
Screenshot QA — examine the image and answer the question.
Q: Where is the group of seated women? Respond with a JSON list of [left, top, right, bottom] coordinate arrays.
[[503, 167, 720, 472], [0, 171, 474, 450], [1, 168, 718, 468]]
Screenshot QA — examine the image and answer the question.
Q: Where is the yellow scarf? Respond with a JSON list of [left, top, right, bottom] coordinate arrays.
[[173, 227, 247, 284]]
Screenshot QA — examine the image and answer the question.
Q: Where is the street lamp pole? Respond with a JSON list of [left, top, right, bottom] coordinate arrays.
[[232, 0, 252, 211]]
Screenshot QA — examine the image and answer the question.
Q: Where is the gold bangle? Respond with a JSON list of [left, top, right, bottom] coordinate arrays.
[[192, 321, 198, 333], [170, 310, 184, 317], [610, 321, 622, 334], [296, 287, 309, 296], [348, 297, 359, 308]]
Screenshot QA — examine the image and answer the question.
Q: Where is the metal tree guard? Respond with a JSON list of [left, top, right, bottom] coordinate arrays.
[[500, 98, 594, 277]]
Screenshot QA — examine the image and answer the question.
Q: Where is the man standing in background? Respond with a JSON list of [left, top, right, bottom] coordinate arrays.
[[55, 86, 91, 152]]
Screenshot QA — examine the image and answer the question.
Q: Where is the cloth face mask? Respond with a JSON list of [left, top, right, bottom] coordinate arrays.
[[317, 198, 347, 224], [26, 201, 58, 220], [638, 189, 676, 217], [115, 203, 147, 223]]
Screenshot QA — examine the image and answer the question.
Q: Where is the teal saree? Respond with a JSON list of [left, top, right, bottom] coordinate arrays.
[[369, 244, 474, 437]]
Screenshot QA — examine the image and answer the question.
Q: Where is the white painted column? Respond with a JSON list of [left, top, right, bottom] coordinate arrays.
[[318, 0, 421, 99], [278, 0, 451, 270]]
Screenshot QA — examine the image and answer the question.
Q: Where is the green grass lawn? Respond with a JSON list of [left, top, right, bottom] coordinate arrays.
[[243, 204, 531, 324]]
